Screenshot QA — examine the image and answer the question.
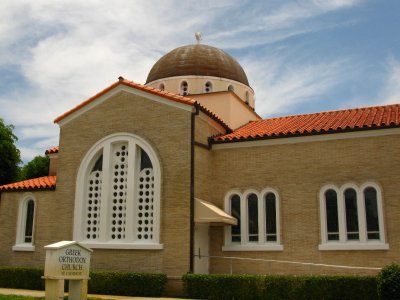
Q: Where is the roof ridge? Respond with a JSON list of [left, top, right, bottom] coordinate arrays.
[[258, 103, 400, 123]]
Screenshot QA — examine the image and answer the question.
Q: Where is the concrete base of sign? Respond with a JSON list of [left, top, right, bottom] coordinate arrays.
[[43, 278, 89, 300], [44, 278, 64, 300]]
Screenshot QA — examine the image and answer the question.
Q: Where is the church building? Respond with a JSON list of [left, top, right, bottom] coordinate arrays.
[[0, 40, 399, 283]]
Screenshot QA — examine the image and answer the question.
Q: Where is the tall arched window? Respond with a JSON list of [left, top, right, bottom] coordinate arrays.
[[74, 133, 162, 249], [180, 81, 189, 95], [13, 194, 36, 251], [319, 183, 387, 250], [159, 83, 165, 91], [228, 85, 234, 92], [223, 188, 282, 251]]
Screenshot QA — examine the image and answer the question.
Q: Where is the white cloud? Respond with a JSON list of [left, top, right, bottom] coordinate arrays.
[[0, 0, 365, 162], [244, 54, 350, 116], [380, 58, 400, 104]]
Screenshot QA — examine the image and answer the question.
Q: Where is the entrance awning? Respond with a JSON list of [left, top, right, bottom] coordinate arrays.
[[195, 198, 237, 225]]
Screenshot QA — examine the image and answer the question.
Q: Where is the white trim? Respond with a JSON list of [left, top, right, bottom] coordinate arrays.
[[73, 133, 162, 249], [12, 244, 35, 252], [213, 128, 400, 150], [222, 244, 283, 251], [13, 193, 36, 252], [58, 85, 194, 127], [318, 243, 389, 251], [319, 182, 388, 251], [147, 75, 255, 94], [80, 242, 164, 250]]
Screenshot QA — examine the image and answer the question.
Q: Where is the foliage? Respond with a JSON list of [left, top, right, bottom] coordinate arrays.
[[19, 155, 50, 180], [88, 271, 167, 297], [0, 267, 44, 290], [183, 273, 378, 300], [377, 264, 400, 299], [0, 118, 21, 185]]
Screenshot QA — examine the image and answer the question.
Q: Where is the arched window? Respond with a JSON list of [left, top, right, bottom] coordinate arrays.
[[159, 83, 165, 91], [228, 85, 234, 92], [204, 81, 213, 93], [13, 195, 36, 251], [319, 183, 387, 250], [74, 133, 162, 249], [223, 189, 282, 251], [247, 193, 259, 242], [180, 81, 189, 95], [230, 194, 241, 243], [245, 91, 250, 104]]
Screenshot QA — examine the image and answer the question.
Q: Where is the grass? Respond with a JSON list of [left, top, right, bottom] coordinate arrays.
[[0, 296, 107, 300]]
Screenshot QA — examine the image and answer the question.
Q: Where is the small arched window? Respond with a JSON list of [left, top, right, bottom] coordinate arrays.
[[159, 83, 165, 91], [224, 189, 282, 251], [228, 85, 234, 92], [319, 183, 387, 250], [245, 91, 250, 104], [204, 81, 213, 93], [180, 81, 189, 95], [13, 195, 36, 251]]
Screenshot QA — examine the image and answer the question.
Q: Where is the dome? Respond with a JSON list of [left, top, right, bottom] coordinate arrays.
[[146, 44, 250, 86]]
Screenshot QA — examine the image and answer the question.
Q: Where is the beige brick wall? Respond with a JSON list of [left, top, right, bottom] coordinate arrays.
[[0, 90, 193, 277], [206, 133, 400, 275]]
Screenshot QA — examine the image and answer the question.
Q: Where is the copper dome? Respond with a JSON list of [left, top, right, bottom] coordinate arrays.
[[146, 44, 250, 86]]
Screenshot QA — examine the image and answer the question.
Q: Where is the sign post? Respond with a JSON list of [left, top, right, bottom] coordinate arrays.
[[43, 241, 92, 300]]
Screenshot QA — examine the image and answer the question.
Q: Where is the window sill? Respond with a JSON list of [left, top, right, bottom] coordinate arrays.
[[12, 244, 35, 252], [319, 242, 389, 251], [80, 242, 164, 250], [222, 244, 283, 252]]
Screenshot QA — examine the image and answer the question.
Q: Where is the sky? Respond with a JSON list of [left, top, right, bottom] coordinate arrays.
[[0, 0, 399, 163]]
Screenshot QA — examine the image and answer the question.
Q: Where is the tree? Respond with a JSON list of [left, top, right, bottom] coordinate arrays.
[[20, 155, 50, 180], [0, 118, 21, 185]]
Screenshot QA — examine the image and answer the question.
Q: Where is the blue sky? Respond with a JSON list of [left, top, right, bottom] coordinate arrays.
[[0, 0, 399, 162]]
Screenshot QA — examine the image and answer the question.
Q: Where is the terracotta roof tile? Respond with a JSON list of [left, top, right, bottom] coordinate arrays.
[[213, 104, 400, 143], [45, 146, 59, 154], [0, 176, 57, 191], [54, 78, 196, 123]]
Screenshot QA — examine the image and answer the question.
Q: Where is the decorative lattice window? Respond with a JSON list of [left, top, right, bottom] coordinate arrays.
[[204, 81, 212, 93], [180, 81, 189, 95], [75, 134, 161, 249]]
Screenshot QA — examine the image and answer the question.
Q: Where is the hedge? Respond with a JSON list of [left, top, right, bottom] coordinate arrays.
[[183, 273, 378, 300], [0, 267, 167, 297], [377, 264, 400, 299], [88, 271, 167, 297]]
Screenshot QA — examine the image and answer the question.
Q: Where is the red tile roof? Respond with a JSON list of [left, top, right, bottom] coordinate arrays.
[[0, 176, 57, 191], [54, 78, 196, 123], [45, 146, 59, 154], [213, 104, 400, 143]]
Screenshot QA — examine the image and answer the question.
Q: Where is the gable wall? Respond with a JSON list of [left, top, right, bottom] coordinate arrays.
[[0, 90, 193, 277], [206, 132, 400, 275]]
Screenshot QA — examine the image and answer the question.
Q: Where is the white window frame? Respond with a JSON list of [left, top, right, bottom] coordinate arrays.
[[13, 193, 36, 251], [74, 133, 163, 249], [180, 80, 189, 95], [319, 182, 388, 250], [204, 81, 213, 93], [222, 188, 283, 251]]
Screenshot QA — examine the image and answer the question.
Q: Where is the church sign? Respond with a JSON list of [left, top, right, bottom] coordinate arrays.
[[43, 241, 92, 300]]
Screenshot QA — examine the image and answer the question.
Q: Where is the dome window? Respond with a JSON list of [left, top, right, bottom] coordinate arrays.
[[159, 83, 165, 91], [204, 81, 213, 93], [245, 91, 250, 104], [228, 85, 234, 92], [180, 81, 189, 95]]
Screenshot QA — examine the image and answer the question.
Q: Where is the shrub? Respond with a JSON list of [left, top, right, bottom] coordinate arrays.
[[0, 267, 167, 297], [88, 271, 167, 297], [183, 273, 378, 300], [0, 267, 44, 290], [377, 264, 400, 300]]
